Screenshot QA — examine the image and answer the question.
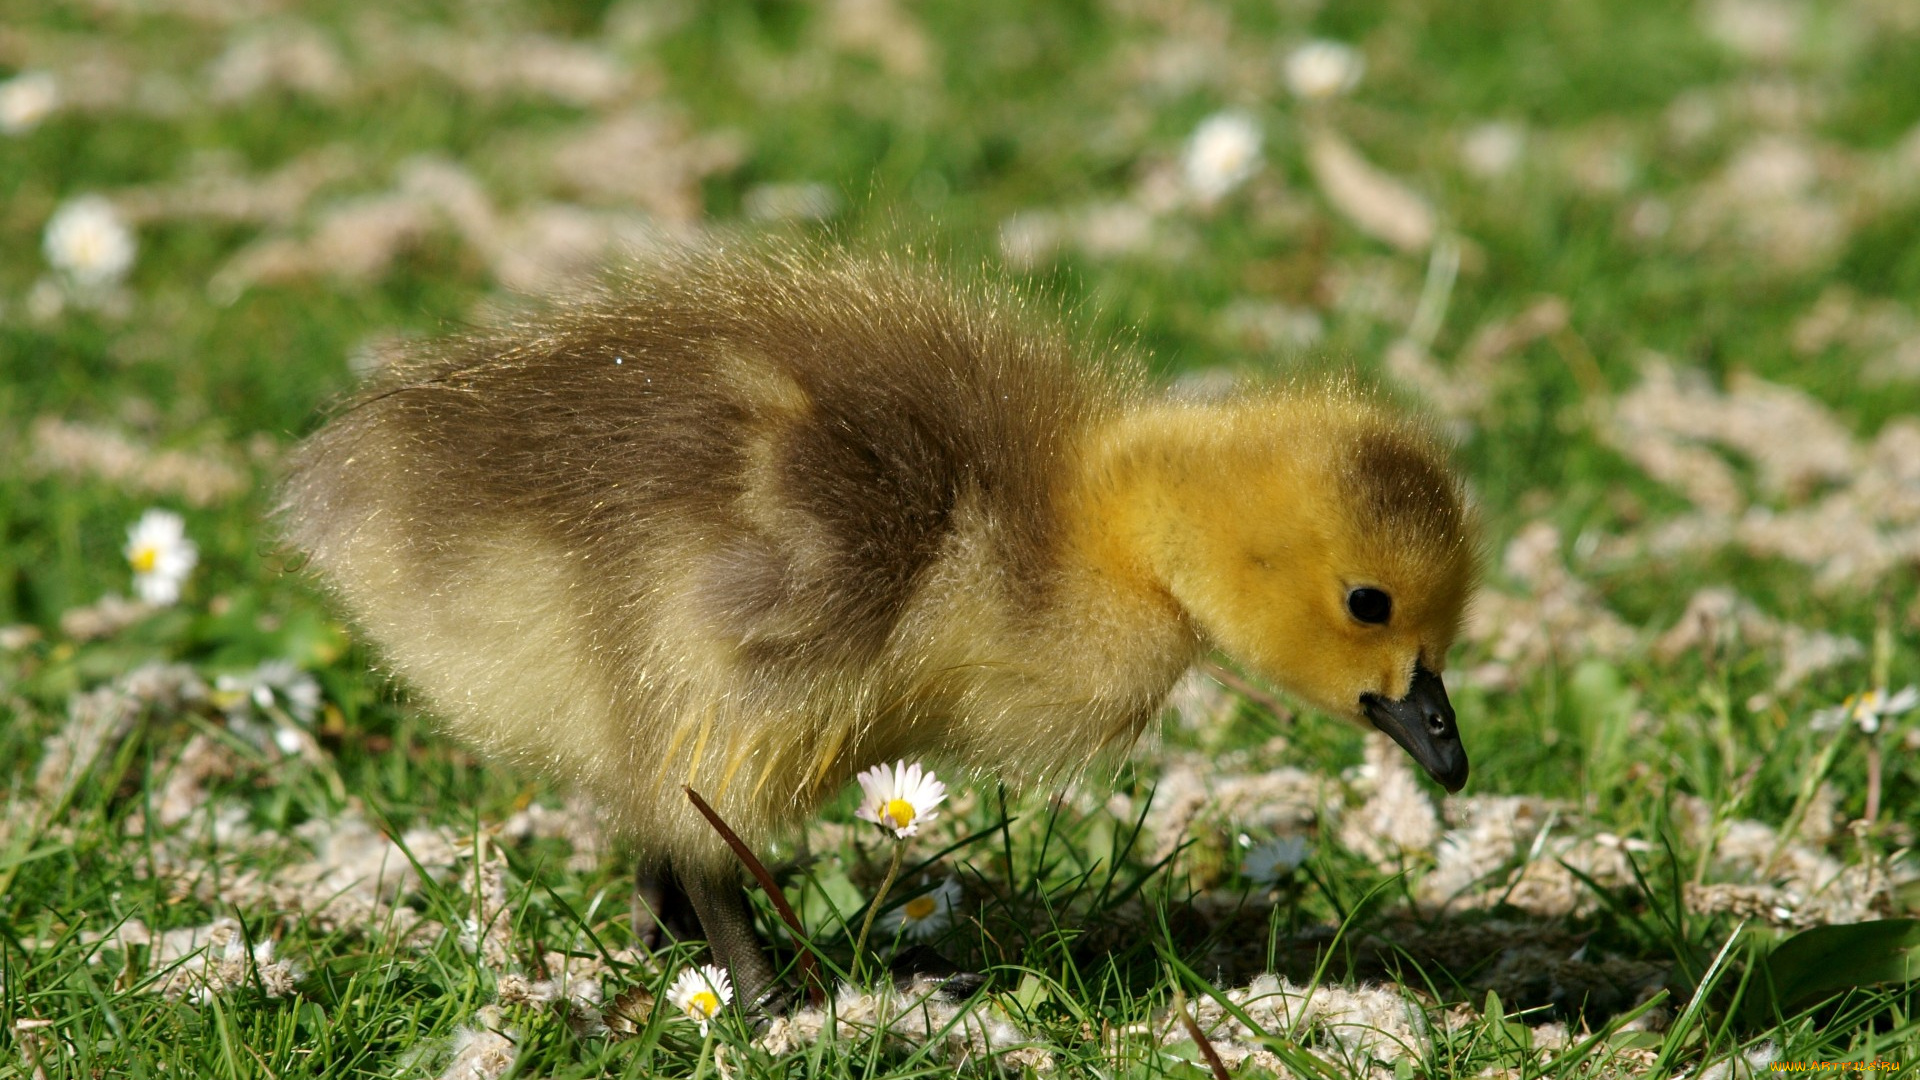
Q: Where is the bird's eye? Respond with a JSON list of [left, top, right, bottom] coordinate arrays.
[[1347, 587, 1392, 625]]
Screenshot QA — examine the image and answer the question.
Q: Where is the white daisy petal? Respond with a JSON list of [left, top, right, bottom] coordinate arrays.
[[45, 195, 137, 289], [1241, 836, 1311, 885], [1811, 685, 1920, 736], [853, 760, 948, 839], [1284, 40, 1365, 101], [0, 71, 59, 135], [666, 964, 733, 1035], [124, 509, 197, 607], [1809, 704, 1847, 733], [879, 876, 962, 942], [1182, 111, 1262, 203]]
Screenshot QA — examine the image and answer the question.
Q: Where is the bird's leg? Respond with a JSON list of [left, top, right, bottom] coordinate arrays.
[[632, 863, 699, 951], [676, 861, 781, 1012]]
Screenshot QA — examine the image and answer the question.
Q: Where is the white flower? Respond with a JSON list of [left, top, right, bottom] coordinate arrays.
[[216, 660, 322, 726], [854, 760, 948, 839], [216, 660, 324, 754], [1459, 122, 1526, 180], [880, 876, 962, 942], [1811, 686, 1919, 735], [45, 196, 137, 289], [1182, 111, 1262, 202], [124, 509, 197, 606], [1241, 835, 1311, 885], [0, 71, 58, 135], [1284, 40, 1365, 101], [667, 964, 733, 1035]]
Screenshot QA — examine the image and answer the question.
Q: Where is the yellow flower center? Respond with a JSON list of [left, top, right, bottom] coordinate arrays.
[[904, 895, 937, 921], [686, 990, 720, 1019], [130, 546, 158, 573], [885, 798, 916, 828]]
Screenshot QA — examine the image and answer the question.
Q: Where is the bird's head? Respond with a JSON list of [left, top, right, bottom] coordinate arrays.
[[1097, 390, 1480, 790]]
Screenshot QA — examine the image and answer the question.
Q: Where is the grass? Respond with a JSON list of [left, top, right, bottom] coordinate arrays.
[[5, 0, 1920, 1076]]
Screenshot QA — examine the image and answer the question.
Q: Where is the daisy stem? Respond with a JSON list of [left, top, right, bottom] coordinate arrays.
[[691, 1029, 714, 1080], [1867, 601, 1891, 827], [1865, 736, 1882, 826], [852, 841, 908, 981]]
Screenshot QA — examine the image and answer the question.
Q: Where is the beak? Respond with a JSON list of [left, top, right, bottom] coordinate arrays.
[[1361, 661, 1468, 792]]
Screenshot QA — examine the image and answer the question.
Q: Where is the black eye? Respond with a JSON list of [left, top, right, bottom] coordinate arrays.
[[1347, 588, 1392, 625]]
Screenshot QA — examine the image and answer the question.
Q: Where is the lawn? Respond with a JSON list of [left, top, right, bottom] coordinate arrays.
[[3, 0, 1920, 1076]]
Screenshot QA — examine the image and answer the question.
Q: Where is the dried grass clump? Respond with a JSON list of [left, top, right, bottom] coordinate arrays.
[[1610, 357, 1854, 504], [57, 594, 158, 642], [1792, 285, 1920, 383], [1654, 587, 1863, 693], [1668, 794, 1912, 927], [1306, 129, 1435, 253], [1419, 795, 1640, 919], [62, 917, 301, 1001], [149, 918, 302, 1001], [754, 979, 1031, 1060], [208, 156, 691, 299], [1184, 973, 1431, 1073], [367, 27, 635, 107], [151, 733, 239, 828], [206, 22, 349, 103], [29, 418, 249, 506], [437, 1007, 518, 1080], [1389, 919, 1667, 1023], [1113, 750, 1335, 863], [272, 811, 463, 933], [1337, 737, 1441, 871], [1676, 134, 1850, 273], [1603, 360, 1920, 589], [825, 0, 936, 78], [114, 147, 357, 228], [1462, 522, 1638, 689], [211, 187, 451, 296], [31, 664, 204, 808], [547, 110, 747, 222], [499, 794, 607, 873]]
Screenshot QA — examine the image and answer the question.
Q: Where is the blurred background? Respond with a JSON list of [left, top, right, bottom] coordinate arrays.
[[4, 0, 1920, 1074]]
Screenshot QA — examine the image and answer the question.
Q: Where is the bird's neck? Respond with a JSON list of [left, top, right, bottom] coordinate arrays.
[[1052, 401, 1247, 667], [1064, 400, 1230, 593]]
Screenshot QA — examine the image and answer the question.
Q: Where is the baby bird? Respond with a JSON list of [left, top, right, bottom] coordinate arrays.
[[282, 247, 1478, 1006]]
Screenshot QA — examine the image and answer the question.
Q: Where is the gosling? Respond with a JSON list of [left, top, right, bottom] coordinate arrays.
[[281, 246, 1479, 1006]]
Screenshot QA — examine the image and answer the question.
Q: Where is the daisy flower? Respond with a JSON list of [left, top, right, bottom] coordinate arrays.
[[216, 660, 323, 726], [1182, 111, 1262, 203], [44, 196, 137, 289], [854, 760, 947, 839], [1240, 835, 1311, 886], [880, 876, 962, 942], [1811, 686, 1918, 735], [666, 964, 733, 1035], [0, 71, 58, 135], [1460, 121, 1526, 180], [1283, 40, 1365, 101], [125, 509, 197, 606], [216, 660, 324, 755]]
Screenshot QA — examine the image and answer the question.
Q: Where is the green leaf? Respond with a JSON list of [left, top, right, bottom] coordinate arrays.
[[1744, 918, 1920, 1026], [1607, 1030, 1666, 1051], [1010, 972, 1050, 1014]]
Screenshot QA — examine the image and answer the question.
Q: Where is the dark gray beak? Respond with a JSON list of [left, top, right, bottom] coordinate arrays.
[[1361, 661, 1468, 792]]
